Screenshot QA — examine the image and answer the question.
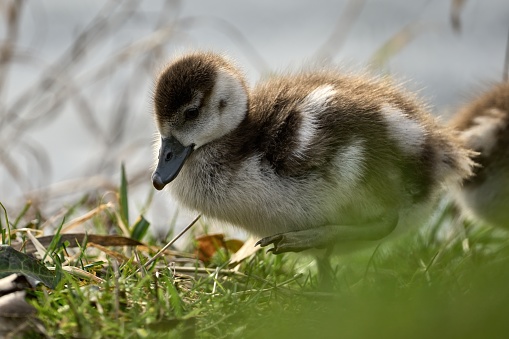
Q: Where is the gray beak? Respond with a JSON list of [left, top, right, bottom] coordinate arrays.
[[152, 137, 194, 190]]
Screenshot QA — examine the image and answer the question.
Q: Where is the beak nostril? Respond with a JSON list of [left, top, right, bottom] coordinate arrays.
[[165, 151, 173, 161], [154, 137, 194, 189]]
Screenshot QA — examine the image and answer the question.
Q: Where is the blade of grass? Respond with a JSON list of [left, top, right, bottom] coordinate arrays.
[[363, 243, 382, 281], [114, 210, 131, 237], [12, 200, 31, 229], [25, 231, 49, 261], [139, 214, 201, 272], [369, 22, 425, 71], [46, 266, 106, 284], [119, 163, 129, 228], [42, 217, 65, 262], [72, 233, 89, 270], [163, 274, 184, 317], [130, 215, 150, 241], [111, 259, 120, 319], [0, 202, 11, 245]]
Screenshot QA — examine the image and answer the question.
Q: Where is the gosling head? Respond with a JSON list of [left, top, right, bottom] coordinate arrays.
[[151, 52, 248, 190]]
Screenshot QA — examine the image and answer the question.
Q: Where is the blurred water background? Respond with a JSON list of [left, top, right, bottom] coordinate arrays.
[[0, 0, 508, 238]]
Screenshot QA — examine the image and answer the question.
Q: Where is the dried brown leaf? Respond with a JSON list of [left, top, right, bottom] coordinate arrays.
[[225, 239, 244, 253], [229, 237, 261, 268], [87, 242, 129, 264], [195, 234, 245, 263], [12, 233, 143, 254], [196, 234, 226, 263]]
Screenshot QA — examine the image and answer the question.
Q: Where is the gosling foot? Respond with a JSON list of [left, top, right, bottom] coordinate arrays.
[[256, 231, 317, 254], [256, 213, 399, 254]]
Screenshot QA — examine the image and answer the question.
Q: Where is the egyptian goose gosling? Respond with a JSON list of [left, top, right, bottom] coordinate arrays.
[[450, 82, 509, 229], [151, 52, 474, 254]]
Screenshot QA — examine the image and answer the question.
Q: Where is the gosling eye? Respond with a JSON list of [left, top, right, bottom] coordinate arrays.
[[184, 107, 199, 121]]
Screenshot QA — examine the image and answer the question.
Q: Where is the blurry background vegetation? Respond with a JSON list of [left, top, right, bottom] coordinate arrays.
[[0, 0, 508, 237]]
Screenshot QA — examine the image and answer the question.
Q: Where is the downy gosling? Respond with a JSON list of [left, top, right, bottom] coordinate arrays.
[[450, 82, 509, 229], [151, 52, 474, 254]]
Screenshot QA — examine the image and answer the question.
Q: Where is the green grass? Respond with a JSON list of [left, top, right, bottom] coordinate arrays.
[[2, 188, 509, 338]]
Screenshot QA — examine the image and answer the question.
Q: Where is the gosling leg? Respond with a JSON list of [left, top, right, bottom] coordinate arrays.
[[256, 213, 398, 254]]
